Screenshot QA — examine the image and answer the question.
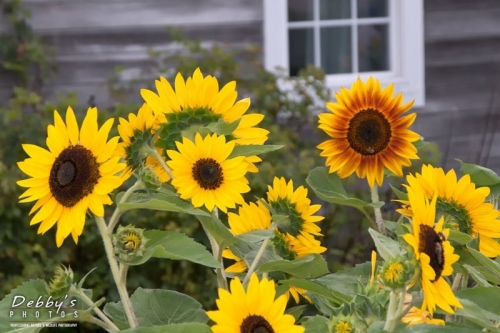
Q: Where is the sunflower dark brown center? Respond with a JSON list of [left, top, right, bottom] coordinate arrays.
[[49, 145, 100, 208], [240, 315, 275, 333], [192, 158, 224, 190], [419, 225, 445, 281], [347, 108, 392, 155]]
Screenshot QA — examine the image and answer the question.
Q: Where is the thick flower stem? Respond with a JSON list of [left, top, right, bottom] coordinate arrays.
[[96, 216, 138, 328], [243, 238, 270, 286], [383, 290, 400, 332], [201, 208, 228, 290], [108, 180, 143, 233], [70, 285, 119, 331], [370, 184, 386, 235]]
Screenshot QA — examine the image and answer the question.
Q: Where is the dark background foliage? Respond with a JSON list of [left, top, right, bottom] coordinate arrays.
[[0, 1, 441, 331]]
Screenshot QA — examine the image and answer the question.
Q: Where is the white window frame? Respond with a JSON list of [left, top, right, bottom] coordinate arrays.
[[263, 0, 425, 107]]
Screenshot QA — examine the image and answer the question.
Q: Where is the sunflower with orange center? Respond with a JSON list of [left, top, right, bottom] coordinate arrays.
[[317, 77, 420, 187]]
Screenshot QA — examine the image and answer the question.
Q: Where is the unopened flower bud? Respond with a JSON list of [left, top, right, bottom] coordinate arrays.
[[113, 224, 148, 261], [46, 265, 73, 299], [380, 259, 408, 290]]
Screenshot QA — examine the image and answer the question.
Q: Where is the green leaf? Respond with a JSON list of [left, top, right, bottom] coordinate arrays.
[[402, 324, 484, 332], [279, 278, 351, 305], [228, 144, 283, 158], [306, 167, 382, 209], [462, 265, 492, 287], [453, 299, 500, 332], [119, 230, 220, 268], [0, 279, 83, 332], [121, 323, 212, 333], [119, 191, 211, 217], [285, 305, 307, 321], [236, 229, 274, 243], [104, 288, 208, 329], [368, 228, 401, 261], [449, 230, 472, 245], [258, 254, 330, 279], [456, 287, 500, 317], [457, 159, 500, 186], [197, 215, 235, 247], [302, 316, 330, 332], [389, 183, 408, 201], [203, 118, 241, 135], [466, 244, 500, 278]]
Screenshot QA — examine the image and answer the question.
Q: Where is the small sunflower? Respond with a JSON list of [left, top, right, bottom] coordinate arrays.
[[116, 103, 169, 182], [222, 200, 319, 303], [400, 164, 500, 257], [140, 68, 269, 172], [317, 77, 420, 187], [402, 187, 462, 315], [166, 133, 250, 213], [206, 273, 305, 333], [401, 307, 445, 326], [17, 107, 126, 246]]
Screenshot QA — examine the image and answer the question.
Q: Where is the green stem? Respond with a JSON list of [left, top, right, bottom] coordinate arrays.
[[96, 216, 138, 328], [201, 209, 228, 290], [149, 147, 174, 180], [243, 238, 270, 286], [108, 180, 143, 233], [70, 285, 119, 331], [359, 207, 378, 230], [370, 183, 386, 235], [85, 316, 115, 332], [452, 273, 463, 292], [383, 290, 399, 332]]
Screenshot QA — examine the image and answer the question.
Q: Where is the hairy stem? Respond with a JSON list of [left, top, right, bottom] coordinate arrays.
[[96, 216, 138, 328], [201, 208, 228, 290], [370, 184, 386, 235], [70, 285, 119, 331], [383, 290, 400, 332], [243, 238, 270, 286], [108, 180, 143, 233]]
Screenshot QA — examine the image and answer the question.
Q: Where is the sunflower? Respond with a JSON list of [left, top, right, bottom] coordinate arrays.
[[317, 77, 420, 188], [222, 201, 318, 303], [116, 103, 169, 182], [401, 307, 445, 326], [206, 273, 305, 333], [140, 68, 269, 172], [166, 133, 250, 213], [17, 107, 126, 246], [400, 164, 500, 257], [402, 187, 462, 315]]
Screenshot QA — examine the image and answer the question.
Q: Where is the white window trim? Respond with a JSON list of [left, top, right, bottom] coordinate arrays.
[[263, 0, 425, 107]]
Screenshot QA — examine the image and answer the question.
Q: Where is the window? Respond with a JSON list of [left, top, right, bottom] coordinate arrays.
[[264, 0, 425, 106]]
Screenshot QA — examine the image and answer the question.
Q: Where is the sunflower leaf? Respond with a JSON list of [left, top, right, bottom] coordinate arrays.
[[285, 305, 308, 321], [462, 265, 492, 287], [228, 144, 283, 158], [118, 230, 221, 268], [103, 288, 208, 329], [236, 229, 274, 243], [452, 299, 500, 332], [389, 183, 408, 200], [278, 278, 352, 304], [202, 118, 241, 136], [257, 254, 330, 278], [306, 167, 378, 209], [302, 316, 330, 332], [457, 159, 500, 186], [456, 287, 500, 317], [449, 230, 472, 245], [120, 323, 212, 333], [466, 246, 500, 282], [368, 228, 401, 261]]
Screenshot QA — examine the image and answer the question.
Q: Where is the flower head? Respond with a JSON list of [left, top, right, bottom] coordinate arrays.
[[166, 133, 250, 212], [206, 273, 305, 333], [17, 107, 125, 246], [402, 187, 462, 314], [400, 164, 500, 257], [317, 77, 420, 187]]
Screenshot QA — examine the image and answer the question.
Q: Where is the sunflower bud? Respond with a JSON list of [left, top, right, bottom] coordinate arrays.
[[380, 258, 408, 290], [331, 316, 355, 333], [46, 265, 74, 299], [139, 164, 162, 189], [113, 225, 148, 261]]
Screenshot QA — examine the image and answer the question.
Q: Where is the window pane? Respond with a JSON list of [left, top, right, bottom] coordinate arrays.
[[321, 27, 351, 74], [358, 24, 389, 72], [357, 0, 388, 18], [288, 0, 314, 22], [289, 28, 315, 76], [320, 0, 351, 20]]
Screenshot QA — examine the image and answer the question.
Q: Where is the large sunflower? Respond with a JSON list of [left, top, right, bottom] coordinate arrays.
[[166, 133, 250, 213], [400, 164, 500, 257], [140, 68, 269, 172], [222, 200, 319, 303], [17, 107, 125, 246], [116, 103, 170, 182], [317, 77, 420, 187], [402, 187, 462, 315], [206, 273, 305, 333]]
